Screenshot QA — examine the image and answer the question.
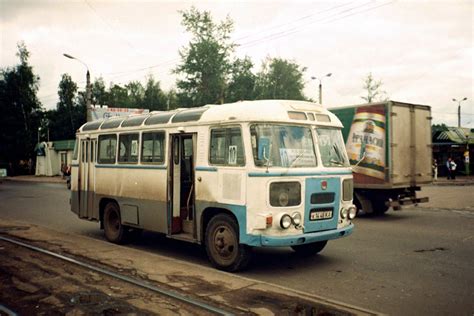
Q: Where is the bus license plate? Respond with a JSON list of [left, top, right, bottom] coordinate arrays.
[[310, 209, 333, 221]]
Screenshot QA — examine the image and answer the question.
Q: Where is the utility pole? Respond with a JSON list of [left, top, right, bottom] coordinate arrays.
[[86, 70, 92, 122], [63, 53, 92, 122], [452, 97, 467, 128], [311, 73, 332, 105]]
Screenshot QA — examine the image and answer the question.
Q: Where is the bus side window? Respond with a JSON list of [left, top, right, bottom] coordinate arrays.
[[141, 132, 165, 164], [118, 134, 139, 164], [210, 127, 245, 166], [98, 134, 117, 164]]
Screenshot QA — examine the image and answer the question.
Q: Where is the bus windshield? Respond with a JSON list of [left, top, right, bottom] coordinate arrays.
[[315, 127, 350, 167], [250, 124, 317, 168]]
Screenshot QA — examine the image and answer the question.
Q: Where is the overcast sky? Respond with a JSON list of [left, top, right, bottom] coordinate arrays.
[[1, 0, 473, 127]]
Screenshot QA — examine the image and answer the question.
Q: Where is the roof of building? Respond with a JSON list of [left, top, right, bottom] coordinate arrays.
[[78, 100, 343, 133], [433, 127, 474, 144], [53, 139, 76, 151]]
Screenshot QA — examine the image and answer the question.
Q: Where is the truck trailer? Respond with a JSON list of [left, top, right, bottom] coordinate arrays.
[[330, 101, 432, 215]]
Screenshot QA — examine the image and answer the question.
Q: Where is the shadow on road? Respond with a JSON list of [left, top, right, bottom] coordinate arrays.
[[355, 211, 413, 222]]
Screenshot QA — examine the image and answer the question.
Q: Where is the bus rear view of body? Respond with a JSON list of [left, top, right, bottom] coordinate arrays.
[[70, 100, 356, 271]]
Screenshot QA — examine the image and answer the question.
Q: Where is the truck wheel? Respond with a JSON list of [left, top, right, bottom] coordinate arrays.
[[205, 214, 251, 272], [372, 199, 389, 215], [291, 241, 327, 256], [103, 202, 127, 244]]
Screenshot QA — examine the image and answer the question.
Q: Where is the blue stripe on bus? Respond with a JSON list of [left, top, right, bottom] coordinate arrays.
[[248, 170, 352, 177], [95, 164, 167, 170], [195, 166, 218, 172], [256, 223, 353, 247]]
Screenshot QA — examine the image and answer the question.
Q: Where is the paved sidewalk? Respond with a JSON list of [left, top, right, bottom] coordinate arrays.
[[432, 175, 474, 186]]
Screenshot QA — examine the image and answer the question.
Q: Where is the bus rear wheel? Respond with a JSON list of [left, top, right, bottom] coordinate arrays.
[[205, 214, 251, 272], [291, 241, 327, 256], [103, 202, 126, 244]]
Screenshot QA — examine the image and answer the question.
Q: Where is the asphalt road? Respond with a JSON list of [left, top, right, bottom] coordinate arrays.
[[1, 181, 473, 315]]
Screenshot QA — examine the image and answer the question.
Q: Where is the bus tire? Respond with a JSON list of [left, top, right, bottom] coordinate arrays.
[[291, 240, 327, 256], [205, 214, 251, 272], [103, 202, 127, 244]]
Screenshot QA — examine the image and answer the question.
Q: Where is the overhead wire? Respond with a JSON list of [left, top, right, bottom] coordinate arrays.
[[41, 0, 395, 107], [95, 1, 389, 80]]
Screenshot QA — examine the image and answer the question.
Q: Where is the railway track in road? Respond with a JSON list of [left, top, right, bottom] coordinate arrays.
[[0, 236, 233, 315]]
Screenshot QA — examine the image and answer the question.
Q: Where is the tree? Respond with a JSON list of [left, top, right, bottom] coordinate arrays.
[[0, 42, 42, 174], [142, 76, 167, 111], [91, 77, 108, 106], [108, 83, 129, 107], [47, 74, 85, 141], [361, 72, 388, 103], [125, 81, 144, 108], [166, 89, 179, 110], [254, 57, 307, 100], [432, 123, 449, 133], [174, 7, 235, 107], [226, 57, 256, 103]]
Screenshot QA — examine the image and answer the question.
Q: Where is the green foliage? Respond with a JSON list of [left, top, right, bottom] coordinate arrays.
[[108, 83, 129, 108], [125, 81, 144, 107], [432, 123, 448, 132], [47, 74, 85, 141], [142, 76, 167, 111], [226, 57, 256, 103], [0, 42, 42, 173], [361, 72, 388, 103], [254, 57, 307, 100], [91, 77, 108, 105], [174, 7, 235, 107]]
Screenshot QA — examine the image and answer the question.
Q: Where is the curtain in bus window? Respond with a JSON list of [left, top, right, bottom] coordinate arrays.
[[210, 129, 227, 165]]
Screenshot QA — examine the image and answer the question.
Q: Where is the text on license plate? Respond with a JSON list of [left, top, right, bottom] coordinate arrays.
[[310, 209, 333, 220]]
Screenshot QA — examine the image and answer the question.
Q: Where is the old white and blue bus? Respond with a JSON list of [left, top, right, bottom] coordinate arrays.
[[70, 100, 356, 271]]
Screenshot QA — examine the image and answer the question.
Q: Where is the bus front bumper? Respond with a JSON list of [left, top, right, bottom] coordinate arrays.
[[246, 223, 354, 247]]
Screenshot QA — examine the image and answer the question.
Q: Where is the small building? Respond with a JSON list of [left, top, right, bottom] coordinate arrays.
[[35, 140, 75, 176], [432, 127, 473, 176]]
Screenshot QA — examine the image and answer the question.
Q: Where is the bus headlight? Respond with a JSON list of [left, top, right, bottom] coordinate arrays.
[[279, 192, 289, 207], [291, 212, 302, 226], [348, 206, 357, 220], [280, 214, 292, 229], [340, 207, 348, 219], [270, 182, 301, 207]]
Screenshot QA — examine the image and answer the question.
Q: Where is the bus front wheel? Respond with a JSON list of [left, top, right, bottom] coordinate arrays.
[[291, 241, 327, 256], [103, 202, 126, 244], [205, 214, 251, 272]]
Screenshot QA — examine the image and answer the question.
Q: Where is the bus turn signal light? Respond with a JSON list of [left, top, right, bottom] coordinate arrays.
[[266, 215, 273, 227]]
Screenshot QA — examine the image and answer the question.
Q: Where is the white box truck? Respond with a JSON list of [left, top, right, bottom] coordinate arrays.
[[330, 101, 432, 214]]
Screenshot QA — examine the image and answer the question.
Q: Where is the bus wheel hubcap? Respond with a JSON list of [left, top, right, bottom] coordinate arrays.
[[214, 226, 235, 258]]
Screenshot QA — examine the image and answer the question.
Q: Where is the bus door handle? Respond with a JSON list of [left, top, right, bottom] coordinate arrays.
[[197, 176, 202, 182]]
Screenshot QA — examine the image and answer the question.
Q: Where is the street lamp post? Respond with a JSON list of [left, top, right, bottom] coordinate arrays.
[[452, 97, 467, 128], [311, 73, 332, 105], [63, 53, 92, 122], [452, 97, 470, 176]]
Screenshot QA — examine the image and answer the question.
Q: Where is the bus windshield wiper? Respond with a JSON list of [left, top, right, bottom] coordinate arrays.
[[288, 151, 305, 168]]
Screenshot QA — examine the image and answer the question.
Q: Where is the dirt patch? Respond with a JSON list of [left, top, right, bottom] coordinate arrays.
[[0, 240, 214, 315]]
